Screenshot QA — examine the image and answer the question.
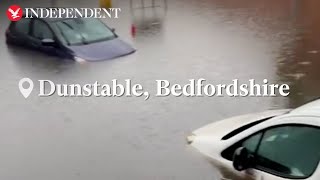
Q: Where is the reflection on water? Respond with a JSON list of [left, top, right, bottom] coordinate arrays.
[[276, 0, 320, 107], [0, 0, 319, 180]]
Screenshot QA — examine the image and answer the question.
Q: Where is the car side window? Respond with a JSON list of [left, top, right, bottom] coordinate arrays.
[[14, 18, 31, 34], [255, 126, 320, 179], [32, 20, 54, 40], [221, 132, 263, 161], [242, 132, 262, 153]]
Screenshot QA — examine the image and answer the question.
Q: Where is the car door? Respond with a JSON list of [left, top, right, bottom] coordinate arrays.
[[220, 124, 320, 180], [30, 19, 57, 55]]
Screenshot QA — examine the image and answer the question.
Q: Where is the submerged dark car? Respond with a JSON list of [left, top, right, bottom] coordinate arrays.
[[6, 16, 136, 62]]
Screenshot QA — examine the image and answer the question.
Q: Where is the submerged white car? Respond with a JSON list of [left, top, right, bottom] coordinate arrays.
[[187, 99, 320, 180]]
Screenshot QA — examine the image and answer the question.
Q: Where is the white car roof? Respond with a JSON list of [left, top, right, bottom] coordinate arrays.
[[289, 99, 320, 117], [267, 99, 320, 127]]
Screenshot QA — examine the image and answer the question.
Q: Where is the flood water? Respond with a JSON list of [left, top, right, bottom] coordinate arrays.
[[0, 0, 319, 180]]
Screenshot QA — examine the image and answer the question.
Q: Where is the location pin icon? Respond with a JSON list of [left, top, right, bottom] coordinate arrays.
[[19, 78, 34, 98]]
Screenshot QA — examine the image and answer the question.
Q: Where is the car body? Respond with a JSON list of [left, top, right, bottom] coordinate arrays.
[[187, 99, 320, 180], [5, 16, 136, 62]]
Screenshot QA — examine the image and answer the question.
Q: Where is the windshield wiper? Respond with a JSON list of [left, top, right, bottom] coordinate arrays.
[[61, 21, 89, 45], [56, 23, 71, 46]]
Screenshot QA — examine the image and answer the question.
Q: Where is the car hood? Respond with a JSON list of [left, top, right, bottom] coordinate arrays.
[[190, 109, 290, 141], [69, 38, 136, 61]]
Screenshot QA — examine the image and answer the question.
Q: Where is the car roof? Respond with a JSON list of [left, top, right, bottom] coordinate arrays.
[[288, 99, 320, 117]]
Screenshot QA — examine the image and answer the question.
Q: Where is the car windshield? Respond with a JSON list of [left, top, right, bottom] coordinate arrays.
[[53, 18, 116, 46]]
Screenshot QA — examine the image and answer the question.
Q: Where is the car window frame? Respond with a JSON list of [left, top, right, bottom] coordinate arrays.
[[11, 18, 32, 35], [253, 124, 320, 179], [221, 127, 264, 161], [222, 123, 320, 179], [30, 18, 56, 41]]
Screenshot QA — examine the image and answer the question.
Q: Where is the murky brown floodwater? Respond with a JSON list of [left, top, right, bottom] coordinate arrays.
[[0, 0, 319, 180]]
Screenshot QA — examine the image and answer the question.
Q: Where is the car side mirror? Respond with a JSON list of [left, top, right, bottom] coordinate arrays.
[[232, 147, 254, 171], [42, 38, 56, 46]]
